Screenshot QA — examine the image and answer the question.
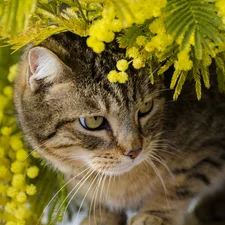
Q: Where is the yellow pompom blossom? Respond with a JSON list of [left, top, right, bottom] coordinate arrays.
[[16, 192, 27, 203], [145, 17, 173, 53], [0, 64, 40, 225], [132, 57, 146, 69], [16, 149, 28, 161], [216, 0, 225, 19], [11, 161, 24, 174], [116, 59, 129, 71], [1, 127, 12, 136], [87, 0, 167, 54], [6, 187, 18, 198], [126, 47, 139, 58], [107, 70, 128, 83], [31, 151, 40, 159], [174, 46, 193, 71], [136, 35, 147, 46], [26, 184, 37, 196], [26, 166, 39, 179]]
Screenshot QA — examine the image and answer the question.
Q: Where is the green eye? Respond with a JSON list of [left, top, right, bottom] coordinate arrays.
[[138, 100, 154, 117], [79, 116, 106, 130]]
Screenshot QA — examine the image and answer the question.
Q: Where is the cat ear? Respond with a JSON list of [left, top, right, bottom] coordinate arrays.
[[27, 47, 67, 91]]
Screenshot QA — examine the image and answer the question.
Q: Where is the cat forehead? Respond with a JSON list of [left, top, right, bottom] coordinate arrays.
[[46, 75, 157, 114]]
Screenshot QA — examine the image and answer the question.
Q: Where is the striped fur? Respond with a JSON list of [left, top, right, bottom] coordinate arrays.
[[14, 32, 225, 225]]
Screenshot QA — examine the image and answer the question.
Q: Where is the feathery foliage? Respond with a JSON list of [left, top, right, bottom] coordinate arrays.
[[1, 0, 225, 224], [2, 0, 225, 99]]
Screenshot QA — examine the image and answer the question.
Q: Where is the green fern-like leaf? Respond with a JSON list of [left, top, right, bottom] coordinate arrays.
[[164, 0, 225, 58], [201, 66, 210, 89], [170, 69, 181, 89], [173, 71, 187, 100], [117, 21, 151, 48], [192, 58, 202, 100], [215, 55, 225, 93], [194, 28, 202, 59]]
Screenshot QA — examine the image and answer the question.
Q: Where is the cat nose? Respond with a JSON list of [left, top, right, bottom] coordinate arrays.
[[125, 147, 142, 159]]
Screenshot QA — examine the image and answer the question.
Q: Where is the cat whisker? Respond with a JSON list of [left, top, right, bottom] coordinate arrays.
[[61, 168, 96, 225], [60, 167, 94, 225], [145, 158, 168, 195], [151, 144, 185, 160], [145, 158, 171, 211], [75, 170, 100, 225], [148, 152, 178, 188], [151, 139, 181, 153], [88, 169, 102, 225], [62, 155, 87, 163], [99, 173, 107, 220], [152, 130, 170, 138], [105, 172, 113, 203], [150, 139, 186, 158], [92, 170, 105, 225], [36, 165, 90, 225]]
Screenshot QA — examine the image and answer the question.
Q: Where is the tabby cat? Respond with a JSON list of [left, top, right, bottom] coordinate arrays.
[[14, 32, 225, 225]]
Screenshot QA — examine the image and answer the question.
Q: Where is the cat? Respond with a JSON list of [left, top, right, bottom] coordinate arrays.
[[14, 31, 225, 225]]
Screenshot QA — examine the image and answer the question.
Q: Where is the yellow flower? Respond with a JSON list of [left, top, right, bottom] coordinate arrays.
[[6, 186, 18, 198], [0, 195, 8, 205], [107, 70, 128, 83], [31, 150, 40, 158], [16, 192, 27, 203], [3, 86, 13, 99], [116, 59, 129, 71], [136, 35, 147, 46], [5, 201, 17, 213], [15, 207, 30, 220], [0, 183, 6, 193], [16, 149, 28, 161], [11, 161, 25, 174], [117, 72, 129, 83], [26, 184, 37, 196], [6, 222, 17, 225], [174, 46, 193, 71], [0, 157, 10, 167], [174, 59, 193, 71], [107, 70, 119, 83], [216, 0, 225, 17], [1, 126, 12, 136], [86, 36, 105, 53], [8, 149, 16, 160], [0, 165, 8, 178], [12, 174, 25, 189], [26, 166, 39, 179], [10, 136, 23, 151], [132, 58, 145, 69], [126, 47, 139, 58], [16, 220, 26, 225], [7, 64, 18, 82], [111, 19, 123, 32]]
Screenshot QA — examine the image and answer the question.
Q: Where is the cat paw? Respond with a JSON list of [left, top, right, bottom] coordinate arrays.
[[129, 213, 170, 225]]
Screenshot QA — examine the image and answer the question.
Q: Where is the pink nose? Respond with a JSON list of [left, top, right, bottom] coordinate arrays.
[[126, 147, 142, 159]]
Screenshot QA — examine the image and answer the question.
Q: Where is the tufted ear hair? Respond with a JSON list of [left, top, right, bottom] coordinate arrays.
[[27, 46, 68, 91]]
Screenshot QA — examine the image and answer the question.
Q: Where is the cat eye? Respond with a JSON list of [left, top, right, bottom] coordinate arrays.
[[138, 100, 154, 117], [79, 116, 106, 130]]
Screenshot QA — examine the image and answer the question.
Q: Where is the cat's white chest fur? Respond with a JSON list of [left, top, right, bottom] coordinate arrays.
[[70, 163, 155, 211]]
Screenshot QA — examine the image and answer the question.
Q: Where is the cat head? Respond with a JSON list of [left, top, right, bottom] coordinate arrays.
[[14, 33, 166, 176]]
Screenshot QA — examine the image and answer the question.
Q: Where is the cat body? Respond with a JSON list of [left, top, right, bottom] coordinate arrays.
[[14, 32, 225, 225]]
